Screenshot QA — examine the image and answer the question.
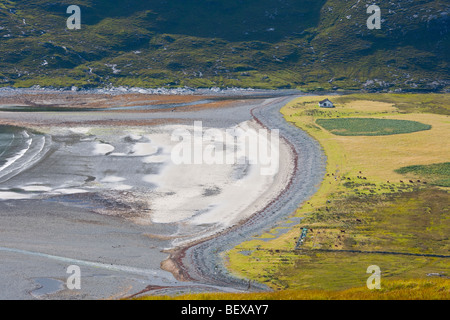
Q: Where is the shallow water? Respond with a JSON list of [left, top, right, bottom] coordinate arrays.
[[0, 93, 316, 298], [0, 130, 14, 163], [0, 99, 215, 112], [0, 126, 49, 186], [31, 278, 64, 298], [0, 126, 32, 176]]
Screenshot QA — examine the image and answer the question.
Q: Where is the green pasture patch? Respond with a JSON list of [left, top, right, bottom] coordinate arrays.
[[395, 163, 450, 187], [316, 118, 431, 136]]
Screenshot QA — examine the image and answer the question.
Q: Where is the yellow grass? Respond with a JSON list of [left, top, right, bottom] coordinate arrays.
[[137, 279, 450, 300], [225, 94, 450, 294], [342, 100, 396, 113], [283, 96, 450, 183], [330, 114, 450, 182], [136, 94, 449, 300]]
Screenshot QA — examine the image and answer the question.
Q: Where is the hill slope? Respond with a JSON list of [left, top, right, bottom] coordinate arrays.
[[0, 0, 448, 91]]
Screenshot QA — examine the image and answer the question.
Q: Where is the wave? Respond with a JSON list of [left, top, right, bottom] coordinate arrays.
[[0, 127, 50, 183], [0, 133, 32, 173]]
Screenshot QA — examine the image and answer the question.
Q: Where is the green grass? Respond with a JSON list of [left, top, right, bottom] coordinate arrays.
[[135, 279, 450, 300], [316, 118, 432, 136], [0, 1, 448, 90], [332, 94, 450, 116], [226, 94, 449, 293], [396, 163, 450, 187], [229, 189, 450, 291]]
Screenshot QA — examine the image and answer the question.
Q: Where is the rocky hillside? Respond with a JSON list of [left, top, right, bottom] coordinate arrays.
[[0, 0, 448, 91]]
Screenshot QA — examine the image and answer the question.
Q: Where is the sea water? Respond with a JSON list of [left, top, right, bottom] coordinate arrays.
[[0, 125, 46, 183], [0, 126, 29, 170]]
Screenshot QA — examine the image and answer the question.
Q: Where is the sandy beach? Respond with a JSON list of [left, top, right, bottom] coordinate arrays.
[[0, 91, 325, 299]]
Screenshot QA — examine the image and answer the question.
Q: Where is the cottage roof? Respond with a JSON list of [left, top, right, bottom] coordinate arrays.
[[319, 98, 332, 104]]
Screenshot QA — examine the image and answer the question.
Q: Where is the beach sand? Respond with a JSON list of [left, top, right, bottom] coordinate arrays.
[[0, 93, 307, 299], [0, 120, 292, 247]]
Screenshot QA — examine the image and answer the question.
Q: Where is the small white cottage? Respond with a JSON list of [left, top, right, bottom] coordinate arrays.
[[318, 99, 335, 108]]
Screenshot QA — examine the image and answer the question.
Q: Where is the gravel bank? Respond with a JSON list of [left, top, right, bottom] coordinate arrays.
[[0, 93, 325, 298], [166, 96, 327, 292]]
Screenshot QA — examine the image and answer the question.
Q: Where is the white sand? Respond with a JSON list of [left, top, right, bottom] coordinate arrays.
[[0, 122, 295, 249], [112, 184, 133, 191], [54, 188, 88, 195], [70, 127, 91, 135], [20, 186, 52, 192], [93, 143, 115, 155], [127, 134, 143, 141], [132, 143, 158, 156], [109, 152, 128, 157], [101, 176, 126, 183], [100, 176, 132, 190], [0, 192, 32, 200], [137, 121, 294, 246]]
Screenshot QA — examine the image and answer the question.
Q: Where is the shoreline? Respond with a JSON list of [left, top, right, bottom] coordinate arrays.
[[222, 94, 449, 294], [158, 96, 326, 293], [0, 93, 326, 298], [161, 131, 297, 282]]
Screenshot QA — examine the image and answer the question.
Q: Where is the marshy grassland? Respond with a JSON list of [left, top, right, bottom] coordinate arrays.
[[395, 163, 450, 188], [137, 278, 449, 300], [222, 93, 449, 298]]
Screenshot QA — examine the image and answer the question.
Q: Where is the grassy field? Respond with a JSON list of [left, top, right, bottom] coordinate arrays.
[[396, 163, 450, 187], [332, 94, 450, 116], [316, 118, 431, 136], [136, 279, 450, 300], [1, 2, 448, 91], [224, 93, 450, 296]]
